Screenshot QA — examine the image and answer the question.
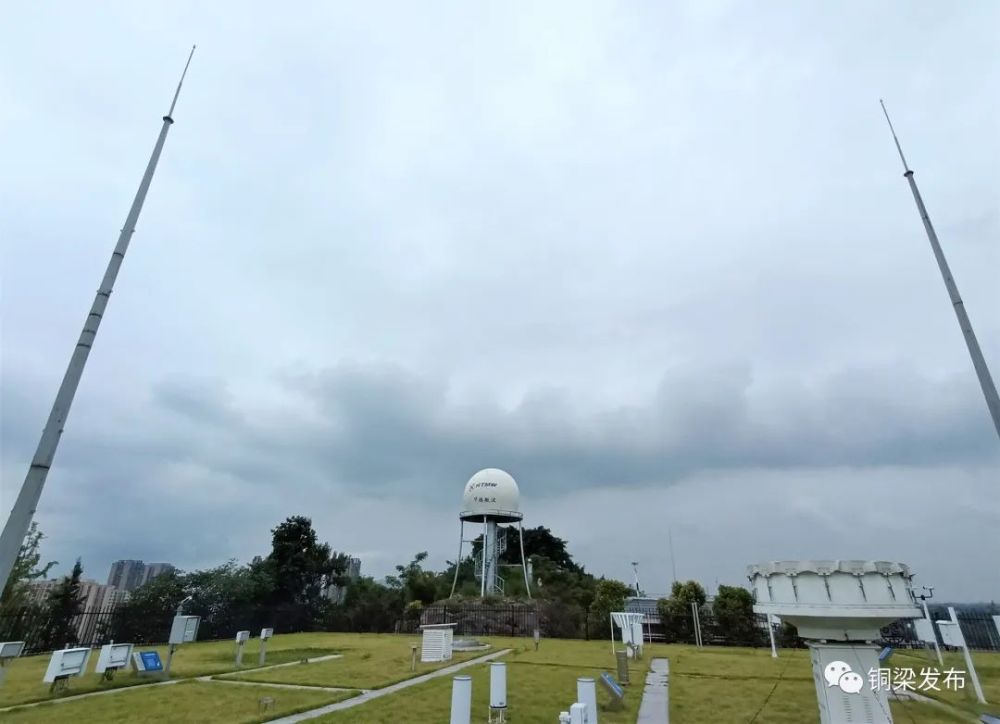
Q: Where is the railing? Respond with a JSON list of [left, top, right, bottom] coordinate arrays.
[[3, 601, 997, 656]]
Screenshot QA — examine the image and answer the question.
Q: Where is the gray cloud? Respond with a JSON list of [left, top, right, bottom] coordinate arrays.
[[1, 1, 998, 599]]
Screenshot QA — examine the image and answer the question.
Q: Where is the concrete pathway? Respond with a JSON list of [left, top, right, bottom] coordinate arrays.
[[199, 676, 361, 694], [214, 653, 343, 678], [268, 649, 511, 723], [636, 658, 669, 724], [0, 678, 184, 712], [0, 653, 344, 713]]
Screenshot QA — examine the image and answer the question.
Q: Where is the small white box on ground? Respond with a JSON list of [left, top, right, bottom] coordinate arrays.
[[420, 623, 457, 663]]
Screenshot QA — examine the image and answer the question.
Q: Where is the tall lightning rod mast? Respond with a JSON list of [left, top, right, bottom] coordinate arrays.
[[880, 100, 1000, 443], [0, 47, 196, 595]]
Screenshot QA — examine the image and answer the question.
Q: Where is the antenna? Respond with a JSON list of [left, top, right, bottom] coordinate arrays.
[[880, 100, 1000, 443], [668, 527, 678, 585], [168, 45, 197, 119], [0, 49, 196, 596], [631, 561, 641, 597]]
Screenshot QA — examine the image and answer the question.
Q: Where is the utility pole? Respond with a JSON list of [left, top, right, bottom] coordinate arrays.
[[0, 47, 196, 596]]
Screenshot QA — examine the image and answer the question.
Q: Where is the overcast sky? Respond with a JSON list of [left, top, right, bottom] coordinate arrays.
[[2, 2, 998, 601]]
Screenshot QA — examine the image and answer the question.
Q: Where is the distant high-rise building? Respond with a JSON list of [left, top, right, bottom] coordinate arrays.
[[106, 560, 175, 591], [142, 562, 176, 586], [324, 556, 362, 604], [107, 560, 146, 592], [346, 557, 361, 580], [27, 578, 129, 644]]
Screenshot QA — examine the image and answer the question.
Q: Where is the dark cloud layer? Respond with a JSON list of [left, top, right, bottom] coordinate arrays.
[[1, 1, 998, 597]]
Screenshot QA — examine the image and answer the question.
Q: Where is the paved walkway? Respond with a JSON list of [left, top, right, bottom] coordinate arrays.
[[0, 653, 344, 713], [636, 658, 669, 724], [200, 676, 360, 693], [0, 678, 184, 713], [268, 649, 511, 723], [215, 653, 343, 678]]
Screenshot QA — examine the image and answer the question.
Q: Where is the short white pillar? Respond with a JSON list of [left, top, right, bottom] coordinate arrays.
[[450, 675, 472, 724]]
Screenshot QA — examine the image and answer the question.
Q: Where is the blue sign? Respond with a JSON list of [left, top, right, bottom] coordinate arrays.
[[140, 651, 163, 672], [600, 671, 624, 699], [878, 646, 893, 662]]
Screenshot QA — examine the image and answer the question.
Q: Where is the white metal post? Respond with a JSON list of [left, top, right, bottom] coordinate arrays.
[[767, 614, 778, 658], [880, 101, 1000, 442], [518, 521, 531, 599], [480, 517, 488, 598], [450, 520, 464, 598], [0, 47, 197, 597], [949, 607, 986, 704], [577, 677, 598, 724], [922, 599, 942, 666], [450, 675, 472, 724]]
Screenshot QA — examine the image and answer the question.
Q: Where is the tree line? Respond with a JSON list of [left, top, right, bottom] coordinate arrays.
[[0, 516, 776, 650]]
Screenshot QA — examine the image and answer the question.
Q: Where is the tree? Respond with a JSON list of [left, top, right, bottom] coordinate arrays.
[[657, 579, 707, 643], [41, 559, 84, 650], [265, 516, 342, 606], [500, 526, 581, 573], [339, 577, 404, 632], [588, 579, 634, 640], [1, 522, 57, 611], [386, 552, 440, 605], [711, 585, 760, 645]]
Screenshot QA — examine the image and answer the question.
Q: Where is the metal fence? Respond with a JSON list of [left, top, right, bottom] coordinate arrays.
[[3, 600, 997, 656]]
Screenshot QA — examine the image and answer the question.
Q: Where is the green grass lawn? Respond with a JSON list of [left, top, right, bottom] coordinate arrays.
[[887, 647, 1000, 719], [0, 680, 357, 724], [311, 643, 646, 724], [1, 634, 995, 722], [224, 633, 495, 689], [0, 633, 339, 708]]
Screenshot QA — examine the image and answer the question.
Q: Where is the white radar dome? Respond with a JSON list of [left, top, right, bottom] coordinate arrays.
[[460, 468, 522, 522]]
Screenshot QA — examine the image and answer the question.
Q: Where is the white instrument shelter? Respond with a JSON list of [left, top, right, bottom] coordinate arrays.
[[419, 623, 457, 662], [610, 611, 645, 657]]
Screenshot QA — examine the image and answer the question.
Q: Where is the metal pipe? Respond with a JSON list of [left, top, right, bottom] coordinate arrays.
[[0, 47, 196, 596], [518, 521, 531, 599], [450, 520, 464, 598], [880, 100, 1000, 442]]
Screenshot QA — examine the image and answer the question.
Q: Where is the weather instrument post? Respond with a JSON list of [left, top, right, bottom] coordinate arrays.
[[235, 631, 250, 668], [880, 100, 1000, 443], [165, 597, 200, 677], [0, 46, 197, 598], [259, 627, 274, 666]]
